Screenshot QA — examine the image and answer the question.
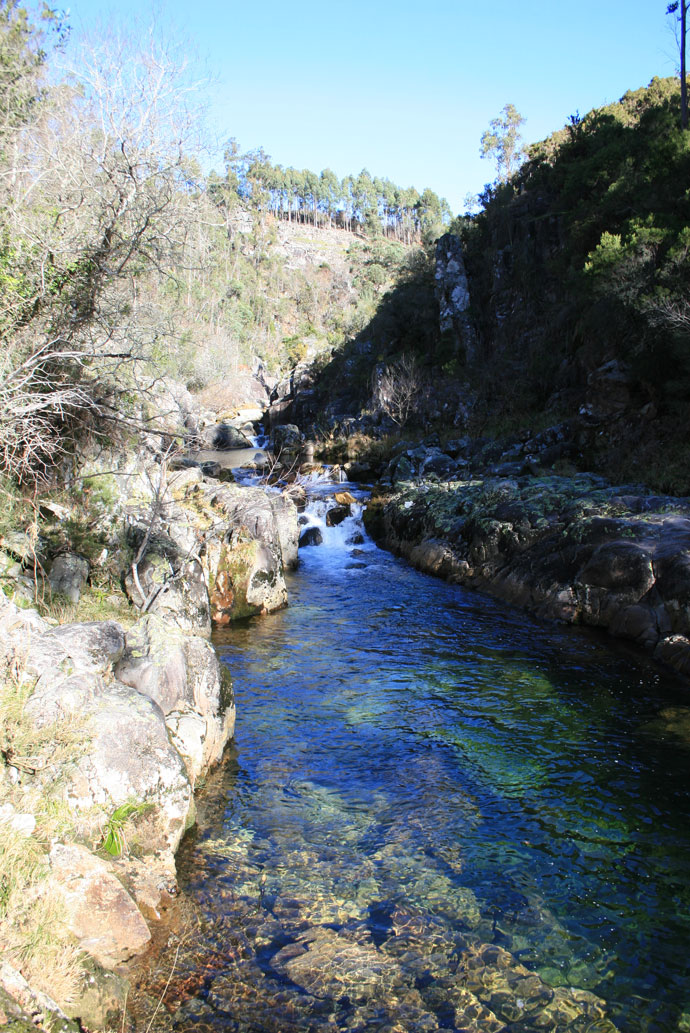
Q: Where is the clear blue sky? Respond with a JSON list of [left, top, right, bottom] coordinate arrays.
[[64, 0, 680, 215]]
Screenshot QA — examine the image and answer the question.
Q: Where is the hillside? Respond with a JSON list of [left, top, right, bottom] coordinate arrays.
[[290, 77, 690, 496], [453, 76, 690, 492]]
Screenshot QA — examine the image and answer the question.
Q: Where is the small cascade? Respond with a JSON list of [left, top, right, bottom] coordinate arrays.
[[297, 482, 377, 571], [250, 423, 270, 449]]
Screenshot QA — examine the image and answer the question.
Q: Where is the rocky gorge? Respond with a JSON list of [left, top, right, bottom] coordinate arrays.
[[3, 218, 690, 1030]]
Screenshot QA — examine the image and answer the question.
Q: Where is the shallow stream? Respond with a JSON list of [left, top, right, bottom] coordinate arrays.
[[138, 480, 690, 1033]]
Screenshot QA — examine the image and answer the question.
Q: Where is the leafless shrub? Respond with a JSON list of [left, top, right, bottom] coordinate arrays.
[[645, 296, 690, 333], [372, 354, 426, 427], [0, 15, 209, 481]]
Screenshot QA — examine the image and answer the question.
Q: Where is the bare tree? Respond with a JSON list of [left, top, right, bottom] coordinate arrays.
[[0, 16, 208, 480], [372, 354, 425, 428], [668, 2, 689, 129]]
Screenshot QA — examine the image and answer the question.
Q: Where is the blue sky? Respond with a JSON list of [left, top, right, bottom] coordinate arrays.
[[65, 0, 680, 215]]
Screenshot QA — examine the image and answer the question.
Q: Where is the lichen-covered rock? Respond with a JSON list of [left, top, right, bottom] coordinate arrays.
[[48, 844, 151, 969], [370, 475, 690, 676], [125, 548, 211, 637], [48, 553, 90, 604], [21, 620, 127, 724], [66, 681, 193, 852], [207, 535, 287, 624]]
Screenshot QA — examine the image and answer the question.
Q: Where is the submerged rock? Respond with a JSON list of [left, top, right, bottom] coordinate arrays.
[[299, 526, 323, 548]]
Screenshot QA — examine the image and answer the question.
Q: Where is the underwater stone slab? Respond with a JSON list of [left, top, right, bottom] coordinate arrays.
[[272, 927, 404, 1002]]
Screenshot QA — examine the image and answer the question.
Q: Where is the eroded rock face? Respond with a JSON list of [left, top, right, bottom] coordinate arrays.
[[368, 476, 690, 676], [115, 615, 235, 784], [435, 233, 477, 362], [49, 844, 151, 969]]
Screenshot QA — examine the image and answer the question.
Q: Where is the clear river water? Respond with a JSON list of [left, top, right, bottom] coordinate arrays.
[[137, 484, 690, 1033]]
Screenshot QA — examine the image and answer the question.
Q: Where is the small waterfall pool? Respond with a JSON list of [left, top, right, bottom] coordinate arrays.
[[137, 476, 690, 1033]]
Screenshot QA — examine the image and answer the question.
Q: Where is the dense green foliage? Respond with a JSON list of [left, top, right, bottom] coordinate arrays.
[[457, 77, 690, 487]]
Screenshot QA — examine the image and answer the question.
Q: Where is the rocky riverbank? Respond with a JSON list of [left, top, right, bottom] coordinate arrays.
[[364, 471, 690, 679], [0, 385, 301, 1030]]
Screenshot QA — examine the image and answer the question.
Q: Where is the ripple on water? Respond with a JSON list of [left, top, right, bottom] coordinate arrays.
[[132, 491, 690, 1033]]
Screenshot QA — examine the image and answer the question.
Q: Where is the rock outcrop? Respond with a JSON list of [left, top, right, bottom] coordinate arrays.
[[119, 457, 299, 628], [0, 594, 235, 1023], [365, 474, 690, 677], [435, 232, 477, 362]]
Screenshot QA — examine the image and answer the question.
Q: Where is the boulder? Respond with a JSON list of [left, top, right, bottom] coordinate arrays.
[[63, 958, 129, 1032], [421, 449, 457, 479], [200, 423, 253, 450], [299, 526, 323, 547], [48, 553, 90, 604], [271, 423, 302, 454], [326, 505, 350, 527], [344, 460, 377, 481], [48, 844, 151, 969], [271, 926, 404, 1002], [386, 454, 415, 485]]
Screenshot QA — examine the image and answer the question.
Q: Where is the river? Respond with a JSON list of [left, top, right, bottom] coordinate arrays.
[[136, 482, 690, 1033]]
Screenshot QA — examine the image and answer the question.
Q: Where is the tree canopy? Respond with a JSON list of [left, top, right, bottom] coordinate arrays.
[[210, 142, 452, 242]]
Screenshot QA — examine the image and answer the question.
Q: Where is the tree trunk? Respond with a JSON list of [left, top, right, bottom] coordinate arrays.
[[682, 1, 688, 129]]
